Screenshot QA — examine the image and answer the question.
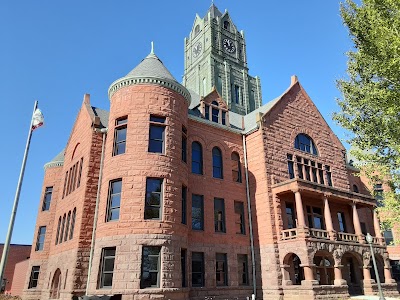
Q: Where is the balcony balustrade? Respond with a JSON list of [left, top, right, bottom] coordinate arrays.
[[337, 232, 359, 243]]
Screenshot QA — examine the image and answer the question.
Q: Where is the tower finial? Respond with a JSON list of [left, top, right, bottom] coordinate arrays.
[[151, 41, 154, 54]]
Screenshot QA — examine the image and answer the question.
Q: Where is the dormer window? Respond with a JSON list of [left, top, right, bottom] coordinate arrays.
[[294, 134, 318, 155], [203, 100, 228, 126], [223, 21, 230, 30]]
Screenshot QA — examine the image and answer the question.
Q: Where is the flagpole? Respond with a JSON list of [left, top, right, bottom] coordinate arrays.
[[0, 101, 38, 292]]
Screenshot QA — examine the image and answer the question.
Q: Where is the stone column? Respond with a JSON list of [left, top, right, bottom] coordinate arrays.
[[281, 264, 292, 286], [334, 265, 347, 286], [301, 264, 318, 287], [352, 203, 365, 244], [323, 196, 335, 240], [294, 190, 306, 228], [372, 208, 383, 245]]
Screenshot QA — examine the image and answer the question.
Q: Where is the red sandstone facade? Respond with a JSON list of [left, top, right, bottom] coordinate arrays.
[[0, 244, 31, 295], [21, 6, 399, 300]]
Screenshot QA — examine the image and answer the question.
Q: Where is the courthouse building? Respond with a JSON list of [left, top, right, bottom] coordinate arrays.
[[22, 4, 399, 300]]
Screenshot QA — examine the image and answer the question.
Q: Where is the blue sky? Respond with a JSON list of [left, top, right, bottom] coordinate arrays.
[[0, 0, 356, 244]]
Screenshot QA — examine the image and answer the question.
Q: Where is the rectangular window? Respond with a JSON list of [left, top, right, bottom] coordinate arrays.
[[106, 179, 122, 221], [234, 201, 245, 234], [182, 186, 187, 224], [337, 212, 346, 232], [234, 85, 240, 104], [222, 111, 226, 125], [212, 107, 219, 123], [35, 226, 46, 251], [99, 247, 116, 288], [181, 249, 187, 287], [140, 246, 161, 288], [286, 203, 296, 229], [192, 194, 204, 230], [217, 76, 222, 95], [113, 117, 127, 156], [318, 163, 325, 185], [204, 104, 210, 120], [214, 198, 226, 233], [237, 254, 249, 286], [191, 252, 204, 287], [62, 171, 68, 199], [77, 157, 83, 187], [42, 187, 53, 211], [28, 266, 40, 289], [325, 166, 332, 186], [374, 184, 384, 205], [296, 157, 303, 179], [149, 115, 166, 154], [306, 206, 324, 229], [216, 253, 228, 286], [384, 230, 394, 245], [182, 126, 187, 163], [145, 178, 163, 220], [287, 154, 294, 179]]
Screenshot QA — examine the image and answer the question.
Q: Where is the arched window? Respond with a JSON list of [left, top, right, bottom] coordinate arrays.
[[212, 147, 223, 179], [223, 21, 230, 30], [64, 211, 71, 242], [55, 217, 61, 245], [231, 152, 242, 182], [59, 214, 66, 244], [69, 208, 76, 240], [50, 269, 61, 299], [353, 184, 359, 193], [294, 134, 318, 155], [192, 142, 203, 174], [195, 24, 200, 35]]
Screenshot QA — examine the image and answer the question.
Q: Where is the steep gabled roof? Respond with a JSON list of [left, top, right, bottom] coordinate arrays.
[[205, 3, 223, 20]]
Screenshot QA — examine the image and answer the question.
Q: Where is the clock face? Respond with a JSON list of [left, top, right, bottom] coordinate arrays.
[[193, 42, 202, 58], [223, 38, 236, 53]]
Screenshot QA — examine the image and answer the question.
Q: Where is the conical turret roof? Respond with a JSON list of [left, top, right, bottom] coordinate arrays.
[[126, 51, 176, 81], [108, 46, 191, 104]]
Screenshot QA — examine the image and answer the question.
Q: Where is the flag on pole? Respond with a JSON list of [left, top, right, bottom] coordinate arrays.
[[31, 108, 44, 131]]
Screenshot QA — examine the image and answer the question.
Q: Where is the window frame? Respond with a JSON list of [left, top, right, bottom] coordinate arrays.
[[214, 198, 226, 233], [182, 185, 187, 225], [192, 194, 204, 231], [182, 126, 187, 163], [337, 211, 347, 232], [42, 186, 53, 211], [106, 179, 122, 222], [148, 115, 166, 154], [191, 142, 203, 175], [212, 147, 223, 179], [216, 253, 228, 286], [99, 247, 116, 289], [144, 178, 163, 220], [231, 152, 242, 183], [191, 252, 205, 287], [294, 133, 318, 155], [35, 226, 46, 251], [306, 206, 325, 230], [28, 266, 40, 289], [140, 246, 161, 288], [237, 254, 249, 286], [234, 201, 245, 234], [69, 208, 76, 240], [113, 117, 127, 156]]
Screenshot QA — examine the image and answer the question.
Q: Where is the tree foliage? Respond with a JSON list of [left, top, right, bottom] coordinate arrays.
[[334, 0, 400, 222]]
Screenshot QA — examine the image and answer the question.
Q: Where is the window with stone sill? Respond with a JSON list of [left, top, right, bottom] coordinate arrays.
[[35, 226, 46, 251], [148, 115, 166, 154], [140, 246, 161, 288], [214, 198, 226, 233], [203, 101, 228, 126], [306, 206, 325, 230], [144, 178, 163, 220], [42, 186, 53, 211], [216, 253, 228, 286], [294, 133, 318, 155], [106, 179, 122, 222], [287, 154, 333, 187], [237, 254, 249, 286]]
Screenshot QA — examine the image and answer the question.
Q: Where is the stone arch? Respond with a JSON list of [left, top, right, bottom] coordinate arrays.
[[282, 252, 304, 285], [313, 250, 334, 285], [50, 268, 61, 299], [341, 251, 364, 295], [289, 127, 323, 157], [71, 143, 81, 160]]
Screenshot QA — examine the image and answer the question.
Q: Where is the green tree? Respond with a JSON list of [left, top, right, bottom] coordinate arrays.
[[334, 0, 400, 222]]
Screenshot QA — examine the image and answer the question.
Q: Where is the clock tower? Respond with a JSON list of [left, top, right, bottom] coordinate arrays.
[[183, 4, 262, 115]]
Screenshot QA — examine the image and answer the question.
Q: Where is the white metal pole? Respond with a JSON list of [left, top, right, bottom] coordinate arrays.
[[0, 101, 38, 291]]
